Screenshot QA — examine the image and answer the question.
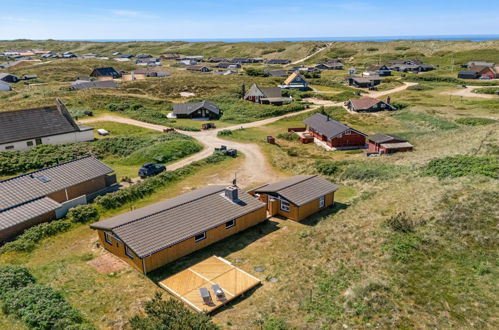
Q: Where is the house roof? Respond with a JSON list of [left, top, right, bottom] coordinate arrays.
[[90, 67, 120, 77], [0, 81, 11, 91], [71, 80, 117, 90], [186, 65, 210, 71], [259, 86, 283, 98], [0, 156, 114, 212], [367, 133, 408, 144], [349, 77, 372, 84], [0, 99, 83, 145], [380, 142, 413, 149], [366, 65, 388, 71], [172, 100, 220, 115], [265, 69, 288, 77], [349, 97, 394, 111], [254, 175, 339, 207], [284, 71, 306, 85], [90, 185, 265, 257], [303, 113, 366, 140], [132, 68, 170, 75], [0, 197, 61, 231], [0, 73, 18, 80]]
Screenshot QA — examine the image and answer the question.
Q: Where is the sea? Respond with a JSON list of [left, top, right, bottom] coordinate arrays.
[[64, 35, 499, 43]]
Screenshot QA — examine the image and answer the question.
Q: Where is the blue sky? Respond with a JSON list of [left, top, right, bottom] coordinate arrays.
[[1, 0, 498, 40]]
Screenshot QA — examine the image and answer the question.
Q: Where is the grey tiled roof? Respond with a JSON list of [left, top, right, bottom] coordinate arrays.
[[71, 80, 117, 90], [0, 197, 61, 230], [172, 100, 220, 116], [367, 134, 407, 144], [0, 157, 114, 211], [303, 113, 366, 140], [255, 175, 339, 206], [91, 185, 266, 257], [259, 87, 282, 98], [0, 99, 82, 144]]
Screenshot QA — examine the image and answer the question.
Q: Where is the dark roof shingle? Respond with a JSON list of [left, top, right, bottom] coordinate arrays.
[[303, 113, 366, 140]]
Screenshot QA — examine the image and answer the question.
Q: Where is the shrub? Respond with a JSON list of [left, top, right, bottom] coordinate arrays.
[[366, 47, 379, 52], [315, 161, 339, 176], [2, 284, 87, 329], [218, 129, 233, 136], [0, 265, 35, 298], [455, 117, 496, 126], [340, 163, 406, 181], [423, 155, 499, 179], [67, 205, 100, 223], [244, 67, 269, 77], [395, 46, 411, 51], [130, 292, 219, 330], [262, 317, 290, 330], [385, 212, 415, 233], [407, 84, 433, 91], [277, 132, 298, 141]]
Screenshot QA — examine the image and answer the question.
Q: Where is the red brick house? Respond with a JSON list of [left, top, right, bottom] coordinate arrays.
[[367, 134, 413, 154], [303, 113, 366, 149]]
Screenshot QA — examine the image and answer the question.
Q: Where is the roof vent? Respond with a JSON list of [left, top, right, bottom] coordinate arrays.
[[224, 186, 239, 202]]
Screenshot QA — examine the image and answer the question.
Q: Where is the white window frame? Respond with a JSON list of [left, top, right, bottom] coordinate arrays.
[[104, 232, 113, 245], [280, 199, 290, 212], [319, 195, 325, 208], [225, 219, 236, 229], [195, 232, 206, 242], [125, 245, 134, 259]]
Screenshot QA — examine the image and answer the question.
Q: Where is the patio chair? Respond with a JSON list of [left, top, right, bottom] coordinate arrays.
[[211, 284, 226, 301], [199, 287, 212, 305]]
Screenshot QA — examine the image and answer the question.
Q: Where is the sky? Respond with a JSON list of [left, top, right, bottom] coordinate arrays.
[[0, 0, 498, 40]]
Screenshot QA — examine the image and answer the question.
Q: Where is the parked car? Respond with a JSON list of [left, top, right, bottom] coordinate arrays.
[[138, 163, 166, 179]]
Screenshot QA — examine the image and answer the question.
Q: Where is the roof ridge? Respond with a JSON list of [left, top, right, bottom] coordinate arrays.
[[279, 175, 317, 190], [112, 186, 226, 230], [0, 155, 94, 184]]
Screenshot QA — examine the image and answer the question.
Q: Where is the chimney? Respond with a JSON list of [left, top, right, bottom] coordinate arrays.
[[386, 96, 391, 104], [225, 186, 239, 202]]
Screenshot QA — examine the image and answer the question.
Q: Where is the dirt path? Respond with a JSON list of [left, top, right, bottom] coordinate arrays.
[[441, 85, 499, 99], [79, 83, 415, 187], [291, 44, 331, 65]]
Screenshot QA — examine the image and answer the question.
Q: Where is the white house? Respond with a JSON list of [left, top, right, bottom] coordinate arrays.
[[0, 99, 94, 151]]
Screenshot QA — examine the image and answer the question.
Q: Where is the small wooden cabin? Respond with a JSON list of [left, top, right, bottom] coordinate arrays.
[[172, 100, 220, 119], [346, 96, 396, 113], [303, 113, 366, 149], [367, 134, 413, 154], [91, 185, 267, 274], [251, 175, 339, 222]]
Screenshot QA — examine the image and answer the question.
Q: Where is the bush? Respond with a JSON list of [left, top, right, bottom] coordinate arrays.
[[0, 220, 72, 253], [366, 47, 379, 52], [424, 155, 499, 179], [67, 205, 100, 223], [277, 132, 298, 141], [340, 163, 406, 181], [385, 213, 415, 233], [130, 292, 219, 330], [218, 129, 233, 136], [395, 46, 411, 51], [2, 284, 87, 329], [407, 84, 433, 91], [455, 117, 496, 126], [0, 265, 35, 298], [315, 161, 339, 176], [244, 67, 269, 77]]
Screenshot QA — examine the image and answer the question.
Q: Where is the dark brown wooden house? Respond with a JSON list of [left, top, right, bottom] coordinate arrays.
[[367, 134, 413, 154], [303, 113, 366, 149]]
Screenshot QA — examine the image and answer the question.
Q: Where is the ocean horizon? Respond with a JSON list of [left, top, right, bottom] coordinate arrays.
[[58, 34, 499, 43]]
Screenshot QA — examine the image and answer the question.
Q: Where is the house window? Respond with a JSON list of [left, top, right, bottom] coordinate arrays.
[[5, 145, 14, 150], [125, 245, 134, 259], [280, 200, 290, 212], [104, 232, 113, 245], [319, 196, 325, 208], [225, 220, 236, 229], [27, 141, 34, 147], [195, 232, 206, 242], [35, 138, 42, 145]]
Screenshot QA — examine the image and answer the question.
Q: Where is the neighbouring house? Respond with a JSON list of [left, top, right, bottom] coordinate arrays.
[[0, 81, 11, 91], [0, 73, 20, 83], [389, 59, 423, 66], [265, 69, 288, 77], [250, 175, 339, 222], [364, 65, 391, 76], [216, 62, 241, 69], [389, 61, 435, 72], [178, 55, 204, 62], [467, 60, 494, 68], [137, 54, 153, 59], [345, 96, 396, 112], [0, 99, 94, 151], [135, 57, 162, 66], [122, 68, 170, 80], [90, 184, 267, 273], [315, 61, 344, 70], [90, 67, 121, 80], [266, 59, 291, 65], [160, 53, 181, 60], [0, 156, 117, 243], [186, 65, 212, 72], [279, 71, 309, 89], [303, 113, 367, 149], [208, 57, 229, 63], [346, 76, 381, 88], [244, 84, 291, 105], [458, 71, 480, 79], [469, 65, 497, 79], [120, 54, 134, 59], [71, 80, 118, 90], [172, 100, 220, 119], [367, 134, 413, 154], [232, 57, 264, 64]]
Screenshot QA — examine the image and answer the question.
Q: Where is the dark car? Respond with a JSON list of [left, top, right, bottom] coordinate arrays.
[[138, 163, 166, 179]]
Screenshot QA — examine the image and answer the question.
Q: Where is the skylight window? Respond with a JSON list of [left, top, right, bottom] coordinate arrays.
[[36, 175, 51, 183]]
